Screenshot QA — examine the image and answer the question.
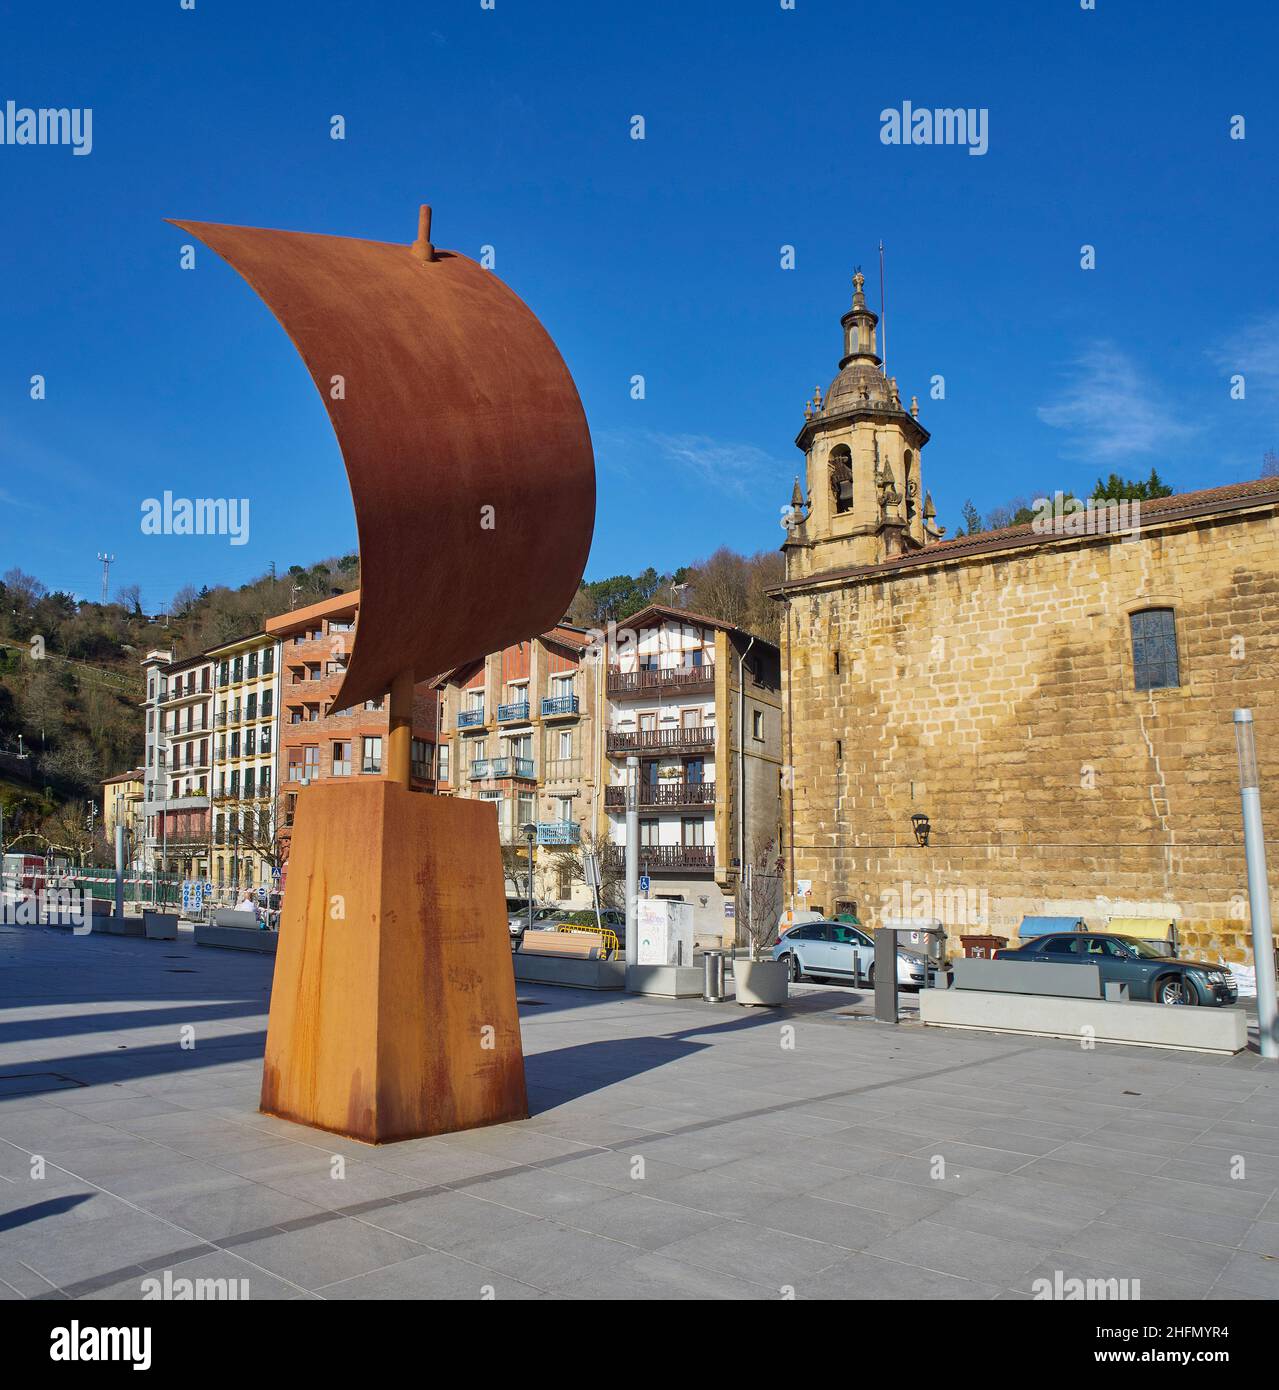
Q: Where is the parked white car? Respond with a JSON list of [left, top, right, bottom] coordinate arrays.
[[773, 920, 951, 989]]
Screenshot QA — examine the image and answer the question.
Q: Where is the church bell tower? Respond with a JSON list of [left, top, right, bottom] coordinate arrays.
[[783, 270, 942, 580]]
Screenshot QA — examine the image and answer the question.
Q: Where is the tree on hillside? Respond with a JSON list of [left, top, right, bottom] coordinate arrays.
[[684, 547, 783, 642], [1091, 469, 1173, 502]]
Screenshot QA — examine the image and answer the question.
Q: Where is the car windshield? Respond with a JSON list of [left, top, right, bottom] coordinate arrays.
[[1115, 937, 1167, 959]]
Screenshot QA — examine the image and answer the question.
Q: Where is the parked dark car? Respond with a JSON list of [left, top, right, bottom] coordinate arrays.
[[994, 932, 1238, 1006]]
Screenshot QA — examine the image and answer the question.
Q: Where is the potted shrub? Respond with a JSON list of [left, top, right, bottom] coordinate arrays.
[[733, 836, 788, 1006]]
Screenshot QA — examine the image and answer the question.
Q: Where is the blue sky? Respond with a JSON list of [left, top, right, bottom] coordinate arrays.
[[1, 0, 1276, 613]]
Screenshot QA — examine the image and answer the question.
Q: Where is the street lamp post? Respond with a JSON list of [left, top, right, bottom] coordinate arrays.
[[521, 823, 537, 942], [625, 755, 639, 968], [1235, 710, 1277, 1060]]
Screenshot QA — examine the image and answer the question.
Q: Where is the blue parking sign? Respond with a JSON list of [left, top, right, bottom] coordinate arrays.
[[639, 875, 651, 893]]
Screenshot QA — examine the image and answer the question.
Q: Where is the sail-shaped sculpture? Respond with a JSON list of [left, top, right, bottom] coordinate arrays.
[[173, 207, 595, 1143], [171, 207, 595, 711]]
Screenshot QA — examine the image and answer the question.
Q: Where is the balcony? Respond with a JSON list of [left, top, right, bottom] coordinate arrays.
[[607, 665, 714, 697], [536, 821, 581, 846], [604, 843, 715, 873], [471, 757, 534, 781], [607, 726, 715, 754], [604, 780, 715, 810], [457, 708, 485, 729], [540, 694, 579, 718], [496, 700, 530, 723]]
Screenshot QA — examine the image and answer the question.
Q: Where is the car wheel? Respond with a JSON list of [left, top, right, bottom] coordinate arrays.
[[784, 952, 803, 983], [867, 963, 876, 988], [1156, 974, 1195, 1006]]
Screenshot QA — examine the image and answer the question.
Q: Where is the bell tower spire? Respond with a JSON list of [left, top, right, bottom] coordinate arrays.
[[782, 262, 945, 581], [840, 269, 881, 369]]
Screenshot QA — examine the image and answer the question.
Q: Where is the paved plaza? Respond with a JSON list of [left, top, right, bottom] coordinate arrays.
[[2, 923, 1278, 1301]]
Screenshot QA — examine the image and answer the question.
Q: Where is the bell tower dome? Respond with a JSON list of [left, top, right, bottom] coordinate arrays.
[[783, 269, 943, 580]]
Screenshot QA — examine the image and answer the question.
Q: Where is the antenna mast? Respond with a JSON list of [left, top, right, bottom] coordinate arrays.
[[97, 552, 115, 605], [878, 240, 888, 378]]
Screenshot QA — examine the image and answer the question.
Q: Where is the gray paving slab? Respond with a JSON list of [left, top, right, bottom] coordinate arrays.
[[5, 923, 1279, 1300]]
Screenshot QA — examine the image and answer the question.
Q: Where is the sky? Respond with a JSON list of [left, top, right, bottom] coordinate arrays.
[[1, 0, 1276, 615]]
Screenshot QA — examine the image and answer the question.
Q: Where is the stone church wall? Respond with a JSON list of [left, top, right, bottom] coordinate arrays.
[[782, 507, 1279, 967]]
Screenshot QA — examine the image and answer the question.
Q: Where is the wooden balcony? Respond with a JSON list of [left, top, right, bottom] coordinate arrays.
[[604, 781, 715, 810], [607, 666, 715, 697], [604, 843, 715, 873], [606, 726, 715, 754]]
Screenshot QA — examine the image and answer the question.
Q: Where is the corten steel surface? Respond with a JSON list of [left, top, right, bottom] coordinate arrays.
[[261, 781, 528, 1143], [170, 209, 595, 709]]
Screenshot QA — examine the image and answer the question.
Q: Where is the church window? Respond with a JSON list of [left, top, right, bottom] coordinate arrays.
[[1130, 609, 1180, 691]]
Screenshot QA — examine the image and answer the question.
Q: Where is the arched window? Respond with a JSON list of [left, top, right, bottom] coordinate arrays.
[[829, 445, 853, 513], [1130, 608, 1180, 690]]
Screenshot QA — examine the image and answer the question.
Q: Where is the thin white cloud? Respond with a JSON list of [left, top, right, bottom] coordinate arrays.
[[1210, 312, 1279, 408], [1036, 342, 1198, 461], [596, 429, 790, 502]]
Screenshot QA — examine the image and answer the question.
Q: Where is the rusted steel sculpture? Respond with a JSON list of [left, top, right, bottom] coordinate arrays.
[[174, 207, 595, 1141]]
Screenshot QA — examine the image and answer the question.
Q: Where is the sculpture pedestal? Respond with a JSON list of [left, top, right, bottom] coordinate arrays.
[[260, 781, 528, 1143]]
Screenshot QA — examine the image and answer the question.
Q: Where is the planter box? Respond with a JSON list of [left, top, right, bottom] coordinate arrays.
[[734, 958, 789, 1006], [625, 964, 705, 998], [143, 911, 179, 941]]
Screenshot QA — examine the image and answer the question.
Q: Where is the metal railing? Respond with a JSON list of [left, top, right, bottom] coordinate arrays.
[[540, 695, 579, 717], [497, 700, 531, 723], [536, 821, 580, 845], [457, 708, 485, 728]]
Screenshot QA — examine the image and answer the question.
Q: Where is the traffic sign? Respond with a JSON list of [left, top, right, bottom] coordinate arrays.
[[639, 874, 651, 894]]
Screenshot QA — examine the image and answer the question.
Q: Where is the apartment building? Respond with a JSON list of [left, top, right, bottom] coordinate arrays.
[[102, 767, 147, 870], [437, 624, 598, 905], [266, 590, 440, 863], [600, 604, 783, 948], [139, 649, 214, 879], [208, 631, 282, 890]]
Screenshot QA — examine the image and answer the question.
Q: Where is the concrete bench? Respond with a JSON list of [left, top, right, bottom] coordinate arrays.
[[195, 922, 278, 954], [519, 930, 602, 959], [514, 954, 626, 990], [920, 988, 1247, 1055], [214, 908, 261, 930], [143, 911, 178, 940]]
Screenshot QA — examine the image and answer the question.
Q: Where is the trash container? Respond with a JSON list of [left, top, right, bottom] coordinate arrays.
[[703, 950, 726, 1002], [960, 934, 1007, 959]]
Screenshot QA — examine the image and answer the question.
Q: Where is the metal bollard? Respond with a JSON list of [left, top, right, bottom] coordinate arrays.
[[703, 950, 726, 1002]]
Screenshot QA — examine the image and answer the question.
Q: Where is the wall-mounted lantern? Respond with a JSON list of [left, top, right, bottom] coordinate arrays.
[[910, 812, 931, 847]]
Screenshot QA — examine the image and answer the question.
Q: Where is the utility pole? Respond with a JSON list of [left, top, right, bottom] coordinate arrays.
[[97, 552, 115, 605]]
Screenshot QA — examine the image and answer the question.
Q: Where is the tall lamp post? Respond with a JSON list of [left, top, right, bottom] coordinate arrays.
[[522, 822, 537, 943], [1235, 710, 1276, 1060]]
